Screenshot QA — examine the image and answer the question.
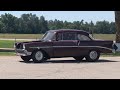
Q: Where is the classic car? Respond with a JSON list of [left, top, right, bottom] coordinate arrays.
[[14, 29, 116, 63]]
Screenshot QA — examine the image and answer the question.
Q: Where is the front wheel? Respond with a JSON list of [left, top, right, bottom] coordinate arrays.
[[32, 50, 47, 63], [85, 50, 100, 62], [21, 56, 31, 62]]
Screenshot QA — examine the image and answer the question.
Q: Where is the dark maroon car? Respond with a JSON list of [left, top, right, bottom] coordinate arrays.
[[14, 29, 115, 63]]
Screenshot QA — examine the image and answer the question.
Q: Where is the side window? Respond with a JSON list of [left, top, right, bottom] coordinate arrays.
[[52, 34, 56, 41], [63, 32, 76, 40], [57, 33, 62, 41], [77, 34, 91, 41]]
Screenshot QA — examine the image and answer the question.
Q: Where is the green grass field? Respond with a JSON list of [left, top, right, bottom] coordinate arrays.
[[101, 52, 120, 57], [0, 34, 43, 39], [93, 34, 115, 40], [0, 52, 15, 56], [0, 34, 116, 40], [0, 40, 28, 48], [0, 40, 15, 48]]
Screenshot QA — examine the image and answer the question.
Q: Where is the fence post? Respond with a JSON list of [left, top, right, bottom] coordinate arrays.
[[15, 38, 16, 43]]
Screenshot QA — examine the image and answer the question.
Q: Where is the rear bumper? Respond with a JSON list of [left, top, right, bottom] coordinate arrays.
[[15, 49, 32, 56]]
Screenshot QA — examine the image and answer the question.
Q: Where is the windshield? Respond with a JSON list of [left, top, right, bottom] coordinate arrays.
[[41, 31, 55, 41]]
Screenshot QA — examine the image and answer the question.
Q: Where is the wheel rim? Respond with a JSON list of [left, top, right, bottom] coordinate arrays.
[[35, 51, 43, 61], [89, 51, 98, 60]]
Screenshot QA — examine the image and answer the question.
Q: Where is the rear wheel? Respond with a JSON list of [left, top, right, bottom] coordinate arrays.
[[86, 50, 100, 62], [73, 56, 84, 61], [32, 50, 47, 63], [21, 56, 31, 62]]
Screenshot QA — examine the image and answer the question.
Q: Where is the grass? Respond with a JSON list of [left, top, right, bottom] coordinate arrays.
[[0, 52, 15, 56], [0, 34, 116, 40], [0, 34, 43, 39], [101, 52, 120, 57], [93, 34, 115, 40], [0, 40, 15, 48], [0, 40, 30, 48]]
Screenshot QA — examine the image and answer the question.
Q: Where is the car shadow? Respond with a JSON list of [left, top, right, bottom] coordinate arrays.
[[19, 59, 118, 64], [44, 59, 118, 63]]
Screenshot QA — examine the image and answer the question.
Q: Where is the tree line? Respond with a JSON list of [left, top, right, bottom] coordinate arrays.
[[0, 13, 116, 34]]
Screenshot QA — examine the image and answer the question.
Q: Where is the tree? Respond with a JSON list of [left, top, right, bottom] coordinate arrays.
[[39, 16, 49, 33], [115, 11, 120, 43], [20, 13, 40, 34], [0, 13, 18, 33], [0, 13, 117, 34], [0, 20, 4, 33]]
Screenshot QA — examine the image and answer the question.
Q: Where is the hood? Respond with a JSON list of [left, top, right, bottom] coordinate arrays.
[[15, 40, 43, 48], [15, 40, 42, 45]]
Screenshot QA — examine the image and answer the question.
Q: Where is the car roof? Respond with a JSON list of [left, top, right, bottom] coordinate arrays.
[[48, 29, 90, 35]]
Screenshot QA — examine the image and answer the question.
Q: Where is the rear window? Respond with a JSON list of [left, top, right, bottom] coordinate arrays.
[[77, 34, 91, 41]]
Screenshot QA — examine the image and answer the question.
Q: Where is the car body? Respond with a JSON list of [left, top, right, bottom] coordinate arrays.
[[14, 29, 116, 63]]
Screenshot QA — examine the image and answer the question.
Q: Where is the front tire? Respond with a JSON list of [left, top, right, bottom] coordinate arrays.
[[86, 50, 100, 62], [32, 50, 46, 63], [21, 56, 31, 62]]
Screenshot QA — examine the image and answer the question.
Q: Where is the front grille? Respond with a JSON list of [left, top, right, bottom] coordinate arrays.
[[16, 49, 25, 53]]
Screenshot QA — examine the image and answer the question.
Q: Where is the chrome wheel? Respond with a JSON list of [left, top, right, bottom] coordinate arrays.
[[35, 51, 43, 61], [32, 50, 47, 63], [89, 51, 98, 60], [86, 50, 100, 62]]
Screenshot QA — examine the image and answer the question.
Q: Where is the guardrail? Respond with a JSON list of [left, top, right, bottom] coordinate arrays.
[[0, 48, 14, 52]]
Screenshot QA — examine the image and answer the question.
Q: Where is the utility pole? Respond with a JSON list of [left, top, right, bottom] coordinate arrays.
[[115, 11, 120, 43]]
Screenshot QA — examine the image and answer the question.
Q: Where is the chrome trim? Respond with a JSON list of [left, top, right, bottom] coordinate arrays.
[[53, 46, 113, 51], [29, 46, 51, 49], [15, 49, 32, 56], [23, 44, 26, 49], [29, 46, 112, 51], [16, 53, 27, 56]]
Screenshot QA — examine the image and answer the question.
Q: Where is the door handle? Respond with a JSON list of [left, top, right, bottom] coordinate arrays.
[[78, 41, 80, 46]]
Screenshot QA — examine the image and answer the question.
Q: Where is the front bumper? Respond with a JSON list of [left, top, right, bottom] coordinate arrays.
[[15, 49, 32, 56]]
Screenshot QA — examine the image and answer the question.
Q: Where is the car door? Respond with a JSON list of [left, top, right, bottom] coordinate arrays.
[[76, 33, 93, 56], [53, 32, 78, 57]]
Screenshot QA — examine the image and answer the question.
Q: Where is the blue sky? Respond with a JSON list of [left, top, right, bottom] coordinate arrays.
[[0, 11, 115, 23]]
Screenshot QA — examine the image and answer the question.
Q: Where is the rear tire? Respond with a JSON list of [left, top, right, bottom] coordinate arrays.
[[32, 50, 47, 63], [21, 56, 31, 62], [85, 50, 100, 62]]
